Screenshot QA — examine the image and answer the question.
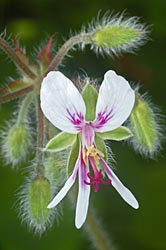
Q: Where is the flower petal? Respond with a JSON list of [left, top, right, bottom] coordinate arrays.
[[100, 158, 139, 209], [47, 148, 81, 208], [40, 71, 86, 133], [94, 70, 135, 132], [75, 157, 90, 229]]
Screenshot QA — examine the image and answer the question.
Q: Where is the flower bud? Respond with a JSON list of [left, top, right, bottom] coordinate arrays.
[[2, 124, 30, 166], [19, 173, 56, 235], [28, 176, 51, 225], [86, 14, 148, 55], [130, 94, 161, 158]]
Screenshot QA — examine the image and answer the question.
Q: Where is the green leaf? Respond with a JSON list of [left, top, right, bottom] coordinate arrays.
[[82, 83, 98, 121], [95, 134, 107, 161], [67, 135, 79, 176], [97, 126, 133, 141], [45, 132, 76, 151]]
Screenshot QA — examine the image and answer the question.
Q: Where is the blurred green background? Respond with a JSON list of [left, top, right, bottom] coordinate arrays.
[[0, 0, 166, 249]]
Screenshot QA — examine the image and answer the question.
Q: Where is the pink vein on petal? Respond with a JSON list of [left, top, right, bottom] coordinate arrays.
[[94, 107, 114, 129], [66, 108, 84, 130]]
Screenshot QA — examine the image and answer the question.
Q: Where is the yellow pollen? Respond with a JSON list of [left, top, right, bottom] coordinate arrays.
[[87, 145, 104, 163], [82, 145, 104, 164], [83, 148, 87, 164]]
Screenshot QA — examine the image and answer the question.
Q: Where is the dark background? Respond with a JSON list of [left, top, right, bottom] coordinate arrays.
[[0, 0, 166, 250]]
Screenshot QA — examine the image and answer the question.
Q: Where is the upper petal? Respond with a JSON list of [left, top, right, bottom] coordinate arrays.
[[93, 70, 135, 132], [75, 157, 90, 229], [100, 158, 139, 209], [40, 71, 86, 133]]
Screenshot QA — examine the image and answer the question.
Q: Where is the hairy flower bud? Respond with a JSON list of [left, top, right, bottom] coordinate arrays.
[[19, 172, 57, 235], [28, 176, 51, 224], [2, 124, 30, 166], [129, 94, 162, 158], [84, 14, 148, 55]]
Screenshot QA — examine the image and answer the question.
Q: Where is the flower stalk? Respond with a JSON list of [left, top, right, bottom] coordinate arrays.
[[85, 207, 115, 250], [45, 34, 91, 74], [17, 93, 34, 125], [36, 94, 45, 163], [70, 187, 115, 250]]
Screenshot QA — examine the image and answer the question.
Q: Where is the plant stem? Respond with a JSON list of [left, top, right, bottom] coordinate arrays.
[[85, 207, 115, 250], [45, 34, 91, 74], [36, 94, 44, 163], [0, 37, 36, 79], [70, 188, 115, 250], [0, 85, 33, 103], [17, 93, 34, 125]]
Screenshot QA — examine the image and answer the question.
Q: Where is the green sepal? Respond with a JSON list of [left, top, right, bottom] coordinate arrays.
[[67, 135, 80, 176], [38, 36, 54, 69], [82, 83, 98, 121], [45, 132, 77, 151], [97, 126, 133, 141], [93, 26, 141, 49], [95, 134, 107, 161]]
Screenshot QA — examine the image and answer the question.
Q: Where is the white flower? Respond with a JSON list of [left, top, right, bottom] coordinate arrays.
[[40, 70, 139, 229]]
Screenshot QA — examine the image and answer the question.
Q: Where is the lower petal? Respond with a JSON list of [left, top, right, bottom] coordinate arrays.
[[47, 149, 81, 209], [100, 158, 139, 209], [75, 159, 90, 229]]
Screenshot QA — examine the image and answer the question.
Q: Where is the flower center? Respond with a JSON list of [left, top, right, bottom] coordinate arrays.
[[83, 145, 104, 163], [83, 146, 111, 192], [81, 123, 95, 147]]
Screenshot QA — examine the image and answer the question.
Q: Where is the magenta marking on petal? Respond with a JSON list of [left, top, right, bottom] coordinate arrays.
[[80, 159, 88, 189], [66, 108, 84, 130], [95, 107, 114, 129]]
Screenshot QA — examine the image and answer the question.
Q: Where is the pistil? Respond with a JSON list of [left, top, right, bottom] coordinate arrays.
[[84, 155, 111, 192]]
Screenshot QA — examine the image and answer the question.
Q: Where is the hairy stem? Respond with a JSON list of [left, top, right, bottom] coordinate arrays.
[[0, 37, 36, 79], [85, 208, 115, 250], [45, 34, 91, 74], [36, 94, 44, 163], [0, 85, 33, 103], [17, 93, 34, 125], [70, 187, 115, 250]]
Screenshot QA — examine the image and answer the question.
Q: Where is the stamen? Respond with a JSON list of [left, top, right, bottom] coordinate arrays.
[[82, 148, 87, 164], [87, 145, 104, 163]]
